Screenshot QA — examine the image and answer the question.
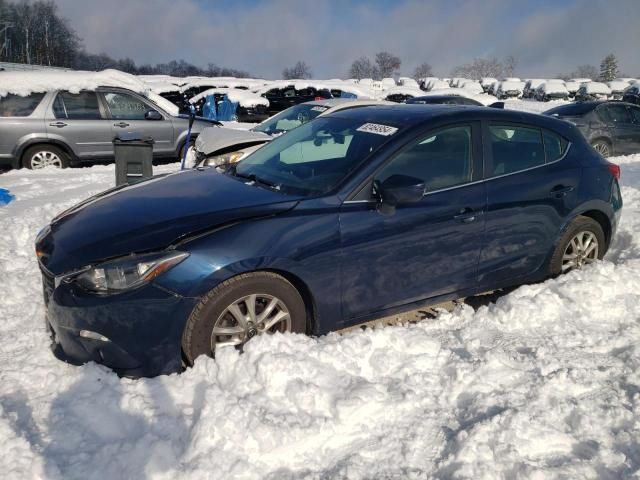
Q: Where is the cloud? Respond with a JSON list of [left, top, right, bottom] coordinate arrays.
[[53, 0, 640, 78]]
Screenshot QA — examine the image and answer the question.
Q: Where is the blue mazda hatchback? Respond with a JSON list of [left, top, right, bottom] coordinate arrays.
[[36, 105, 622, 377]]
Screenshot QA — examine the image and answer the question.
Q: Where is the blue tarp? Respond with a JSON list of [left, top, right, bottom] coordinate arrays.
[[202, 95, 218, 121], [0, 188, 15, 206], [217, 95, 238, 121]]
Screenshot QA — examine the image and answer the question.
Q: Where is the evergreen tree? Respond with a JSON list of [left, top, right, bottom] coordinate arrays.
[[599, 54, 619, 82]]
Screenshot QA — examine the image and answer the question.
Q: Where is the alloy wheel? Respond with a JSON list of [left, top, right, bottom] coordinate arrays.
[[30, 151, 63, 169], [592, 142, 610, 158], [562, 231, 599, 272], [211, 293, 291, 351]]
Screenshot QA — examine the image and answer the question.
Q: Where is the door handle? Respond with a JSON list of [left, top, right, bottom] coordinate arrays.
[[114, 122, 130, 128], [550, 185, 574, 198], [49, 121, 67, 128], [454, 208, 476, 223]]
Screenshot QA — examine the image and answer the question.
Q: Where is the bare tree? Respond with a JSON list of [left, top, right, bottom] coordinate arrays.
[[349, 56, 376, 80], [282, 60, 312, 80], [572, 64, 599, 80], [451, 56, 504, 80], [503, 55, 517, 77], [412, 62, 433, 81], [375, 51, 401, 78]]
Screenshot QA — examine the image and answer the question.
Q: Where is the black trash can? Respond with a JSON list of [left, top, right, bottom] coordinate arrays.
[[113, 133, 154, 186]]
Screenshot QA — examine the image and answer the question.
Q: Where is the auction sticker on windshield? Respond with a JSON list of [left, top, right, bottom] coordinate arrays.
[[356, 123, 398, 136]]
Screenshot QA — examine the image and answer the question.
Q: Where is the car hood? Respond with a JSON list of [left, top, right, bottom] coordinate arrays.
[[37, 169, 301, 275], [195, 126, 271, 156]]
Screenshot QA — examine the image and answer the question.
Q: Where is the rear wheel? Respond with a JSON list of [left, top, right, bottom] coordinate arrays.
[[549, 216, 606, 276], [591, 139, 612, 158], [181, 272, 307, 365], [22, 145, 69, 169]]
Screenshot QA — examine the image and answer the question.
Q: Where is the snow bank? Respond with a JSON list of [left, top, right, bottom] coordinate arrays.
[[0, 69, 147, 97], [0, 148, 639, 479]]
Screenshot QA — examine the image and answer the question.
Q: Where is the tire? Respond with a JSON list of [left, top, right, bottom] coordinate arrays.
[[181, 272, 307, 365], [22, 144, 69, 169], [549, 216, 606, 276], [591, 139, 612, 158]]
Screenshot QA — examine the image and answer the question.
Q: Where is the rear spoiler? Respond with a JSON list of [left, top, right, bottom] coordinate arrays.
[[488, 102, 505, 109]]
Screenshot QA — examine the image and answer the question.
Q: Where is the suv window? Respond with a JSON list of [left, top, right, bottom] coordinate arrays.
[[489, 125, 544, 176], [628, 105, 640, 124], [53, 92, 102, 120], [0, 93, 45, 117], [603, 104, 633, 124], [104, 92, 149, 120], [543, 130, 569, 162], [377, 126, 472, 192]]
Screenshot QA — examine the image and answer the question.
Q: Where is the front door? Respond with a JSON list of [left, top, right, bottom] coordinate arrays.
[[101, 90, 175, 157], [339, 124, 486, 321]]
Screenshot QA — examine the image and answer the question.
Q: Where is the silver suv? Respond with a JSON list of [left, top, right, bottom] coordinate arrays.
[[0, 87, 215, 169]]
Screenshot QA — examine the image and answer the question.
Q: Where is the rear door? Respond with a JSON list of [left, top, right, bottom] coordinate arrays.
[[599, 103, 636, 155], [339, 123, 486, 321], [101, 90, 175, 157], [46, 91, 113, 160], [626, 104, 640, 153], [479, 122, 578, 285]]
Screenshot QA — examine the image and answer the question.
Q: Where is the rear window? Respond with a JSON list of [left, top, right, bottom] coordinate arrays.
[[53, 92, 102, 120], [543, 130, 569, 162], [488, 125, 545, 176], [0, 93, 45, 117], [545, 103, 596, 117]]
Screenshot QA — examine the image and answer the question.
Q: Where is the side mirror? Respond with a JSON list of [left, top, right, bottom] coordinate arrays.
[[374, 174, 425, 209], [145, 110, 163, 121]]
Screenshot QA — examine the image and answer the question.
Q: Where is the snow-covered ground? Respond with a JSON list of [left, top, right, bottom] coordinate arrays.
[[1, 133, 639, 477]]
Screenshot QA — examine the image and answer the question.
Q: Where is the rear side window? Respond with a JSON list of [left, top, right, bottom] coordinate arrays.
[[602, 105, 632, 124], [0, 93, 45, 117], [53, 92, 102, 120], [629, 106, 640, 124], [543, 130, 569, 162], [488, 125, 544, 176]]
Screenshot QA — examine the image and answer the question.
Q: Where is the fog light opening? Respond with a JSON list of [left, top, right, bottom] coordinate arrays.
[[79, 330, 110, 342]]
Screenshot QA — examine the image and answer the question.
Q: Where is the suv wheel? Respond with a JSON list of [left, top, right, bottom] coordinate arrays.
[[23, 145, 69, 169], [181, 272, 307, 365], [549, 216, 606, 275]]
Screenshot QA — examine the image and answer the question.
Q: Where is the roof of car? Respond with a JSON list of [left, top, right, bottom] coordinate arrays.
[[545, 100, 636, 116]]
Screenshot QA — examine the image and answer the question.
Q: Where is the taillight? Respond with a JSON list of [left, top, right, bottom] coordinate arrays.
[[607, 163, 621, 180]]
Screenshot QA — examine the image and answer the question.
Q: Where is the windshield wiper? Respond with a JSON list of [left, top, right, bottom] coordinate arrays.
[[229, 167, 281, 191]]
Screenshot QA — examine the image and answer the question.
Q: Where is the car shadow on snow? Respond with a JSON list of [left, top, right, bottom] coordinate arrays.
[[37, 364, 207, 479]]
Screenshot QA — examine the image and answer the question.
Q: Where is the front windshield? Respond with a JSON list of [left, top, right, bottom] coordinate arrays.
[[252, 103, 330, 135], [233, 116, 398, 196]]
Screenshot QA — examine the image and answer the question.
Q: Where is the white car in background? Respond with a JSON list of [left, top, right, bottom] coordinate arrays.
[[534, 81, 569, 101], [494, 80, 523, 99], [575, 82, 612, 101], [607, 80, 630, 100], [192, 98, 392, 167]]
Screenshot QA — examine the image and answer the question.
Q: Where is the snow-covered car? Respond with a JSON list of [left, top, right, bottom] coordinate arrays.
[[193, 98, 392, 166], [458, 81, 484, 95], [575, 82, 612, 101], [534, 81, 569, 102], [622, 84, 640, 105], [607, 80, 630, 100], [382, 86, 426, 103], [494, 80, 522, 99], [522, 79, 546, 99], [564, 80, 581, 98], [480, 77, 498, 93]]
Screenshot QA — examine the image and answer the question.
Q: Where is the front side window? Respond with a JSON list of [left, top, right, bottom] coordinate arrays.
[[489, 125, 544, 176], [0, 93, 45, 117], [54, 92, 102, 120], [376, 126, 472, 192], [234, 117, 396, 196], [104, 92, 149, 120]]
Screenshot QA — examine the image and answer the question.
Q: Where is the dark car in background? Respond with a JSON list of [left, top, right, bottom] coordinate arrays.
[[622, 84, 640, 105], [261, 85, 332, 116], [406, 95, 484, 106], [545, 101, 640, 157], [37, 105, 621, 377]]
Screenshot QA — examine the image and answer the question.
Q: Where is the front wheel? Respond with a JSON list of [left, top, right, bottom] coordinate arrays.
[[181, 272, 307, 365], [549, 216, 606, 276]]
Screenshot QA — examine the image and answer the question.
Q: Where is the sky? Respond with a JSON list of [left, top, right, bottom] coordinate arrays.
[[52, 0, 640, 79]]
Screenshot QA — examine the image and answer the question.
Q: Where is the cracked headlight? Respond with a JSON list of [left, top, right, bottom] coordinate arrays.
[[72, 251, 189, 294]]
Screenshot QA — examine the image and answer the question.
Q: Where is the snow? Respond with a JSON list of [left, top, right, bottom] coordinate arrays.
[[608, 81, 630, 93], [1, 105, 640, 478], [584, 82, 612, 95], [188, 87, 269, 108], [0, 69, 148, 97], [539, 82, 569, 95]]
